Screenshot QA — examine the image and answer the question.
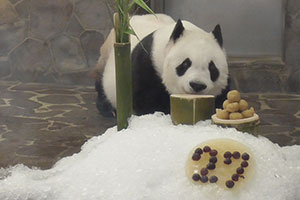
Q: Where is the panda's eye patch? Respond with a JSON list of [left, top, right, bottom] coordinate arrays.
[[208, 61, 219, 82], [176, 58, 192, 76]]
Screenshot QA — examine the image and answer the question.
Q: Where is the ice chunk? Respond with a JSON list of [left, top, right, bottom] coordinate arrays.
[[0, 113, 299, 200]]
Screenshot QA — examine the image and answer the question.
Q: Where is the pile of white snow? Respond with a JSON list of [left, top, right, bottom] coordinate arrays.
[[0, 113, 300, 200]]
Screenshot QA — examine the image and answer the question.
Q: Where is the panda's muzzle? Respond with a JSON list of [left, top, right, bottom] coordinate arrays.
[[189, 82, 207, 92]]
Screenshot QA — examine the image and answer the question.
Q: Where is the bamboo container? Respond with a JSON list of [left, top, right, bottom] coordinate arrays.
[[171, 94, 215, 125]]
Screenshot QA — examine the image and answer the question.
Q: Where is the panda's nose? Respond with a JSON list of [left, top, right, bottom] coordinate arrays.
[[189, 82, 207, 92]]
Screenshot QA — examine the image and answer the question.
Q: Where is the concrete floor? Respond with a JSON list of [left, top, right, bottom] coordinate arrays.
[[0, 81, 299, 169], [0, 81, 116, 169]]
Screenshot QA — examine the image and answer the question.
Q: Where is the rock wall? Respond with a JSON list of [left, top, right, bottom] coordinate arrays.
[[0, 0, 113, 85], [285, 0, 300, 93], [229, 0, 300, 93], [0, 0, 299, 93]]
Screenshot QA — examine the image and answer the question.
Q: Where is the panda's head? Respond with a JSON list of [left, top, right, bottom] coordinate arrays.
[[162, 20, 228, 96]]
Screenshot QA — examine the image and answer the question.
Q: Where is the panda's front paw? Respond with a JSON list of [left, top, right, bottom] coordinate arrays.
[[96, 95, 116, 118]]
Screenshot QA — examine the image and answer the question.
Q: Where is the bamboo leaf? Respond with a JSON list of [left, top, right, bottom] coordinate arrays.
[[124, 28, 136, 36], [128, 0, 135, 10], [128, 24, 149, 54], [117, 4, 125, 17], [133, 0, 155, 15]]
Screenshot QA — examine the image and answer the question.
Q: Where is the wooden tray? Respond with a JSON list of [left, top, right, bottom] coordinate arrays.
[[211, 114, 260, 135]]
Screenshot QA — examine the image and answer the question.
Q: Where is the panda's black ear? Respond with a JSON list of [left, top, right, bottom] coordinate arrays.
[[212, 24, 223, 47], [170, 19, 184, 42]]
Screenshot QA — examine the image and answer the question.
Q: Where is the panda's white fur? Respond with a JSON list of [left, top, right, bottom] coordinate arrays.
[[153, 20, 228, 95], [98, 14, 229, 116], [102, 14, 176, 108]]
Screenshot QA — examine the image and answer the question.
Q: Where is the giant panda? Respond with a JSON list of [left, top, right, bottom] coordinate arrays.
[[94, 14, 230, 117]]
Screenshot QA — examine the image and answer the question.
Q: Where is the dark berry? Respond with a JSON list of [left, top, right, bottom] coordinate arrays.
[[209, 156, 218, 163], [226, 180, 235, 188], [192, 153, 201, 161], [241, 160, 249, 168], [207, 162, 216, 170], [209, 149, 218, 156], [236, 167, 244, 174], [209, 176, 218, 183], [232, 151, 241, 159], [224, 151, 232, 158], [200, 168, 208, 176], [194, 148, 203, 154], [203, 146, 211, 153], [224, 158, 232, 165], [231, 174, 239, 182], [192, 174, 201, 181], [242, 153, 250, 161], [200, 176, 208, 183]]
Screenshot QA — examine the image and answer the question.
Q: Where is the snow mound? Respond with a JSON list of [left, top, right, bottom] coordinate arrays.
[[0, 113, 300, 200]]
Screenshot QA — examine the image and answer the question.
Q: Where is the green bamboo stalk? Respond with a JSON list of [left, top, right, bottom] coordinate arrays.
[[114, 42, 133, 131], [112, 1, 155, 130], [113, 12, 133, 131], [114, 1, 130, 43]]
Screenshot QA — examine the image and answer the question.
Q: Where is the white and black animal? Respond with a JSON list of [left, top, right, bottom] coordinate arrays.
[[95, 14, 230, 117]]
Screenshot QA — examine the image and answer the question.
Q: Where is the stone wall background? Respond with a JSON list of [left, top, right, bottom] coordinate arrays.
[[0, 0, 299, 93], [222, 0, 300, 94], [0, 0, 114, 85], [285, 0, 300, 93]]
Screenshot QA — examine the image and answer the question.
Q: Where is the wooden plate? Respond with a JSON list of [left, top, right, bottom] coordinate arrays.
[[211, 114, 260, 134], [211, 114, 259, 125]]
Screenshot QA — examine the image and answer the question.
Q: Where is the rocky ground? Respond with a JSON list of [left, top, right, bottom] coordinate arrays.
[[0, 81, 299, 169]]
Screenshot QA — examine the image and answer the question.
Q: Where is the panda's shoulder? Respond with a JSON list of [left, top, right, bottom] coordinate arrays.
[[132, 32, 154, 59], [130, 14, 174, 25]]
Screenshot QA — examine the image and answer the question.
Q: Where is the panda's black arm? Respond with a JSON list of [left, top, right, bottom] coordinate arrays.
[[131, 32, 171, 115], [95, 75, 116, 118]]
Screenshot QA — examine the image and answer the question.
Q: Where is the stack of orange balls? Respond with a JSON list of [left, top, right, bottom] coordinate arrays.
[[216, 90, 255, 120]]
